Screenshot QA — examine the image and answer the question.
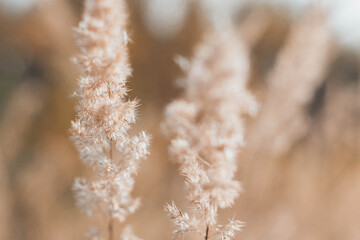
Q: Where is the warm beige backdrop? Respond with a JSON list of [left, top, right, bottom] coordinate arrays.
[[0, 1, 359, 239]]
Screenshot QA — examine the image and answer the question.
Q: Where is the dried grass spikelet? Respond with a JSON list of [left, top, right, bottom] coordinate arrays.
[[163, 27, 258, 239], [70, 0, 150, 239]]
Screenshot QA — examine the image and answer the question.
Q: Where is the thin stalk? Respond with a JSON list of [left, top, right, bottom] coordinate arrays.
[[109, 218, 114, 240], [205, 225, 209, 240], [109, 141, 114, 240]]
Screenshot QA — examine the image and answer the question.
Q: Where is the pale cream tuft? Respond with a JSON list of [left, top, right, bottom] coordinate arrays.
[[163, 27, 257, 239], [70, 0, 150, 238]]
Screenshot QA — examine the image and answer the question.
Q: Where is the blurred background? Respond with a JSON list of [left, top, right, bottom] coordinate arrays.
[[0, 0, 359, 239]]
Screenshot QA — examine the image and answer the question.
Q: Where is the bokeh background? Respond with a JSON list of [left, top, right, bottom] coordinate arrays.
[[0, 0, 359, 239]]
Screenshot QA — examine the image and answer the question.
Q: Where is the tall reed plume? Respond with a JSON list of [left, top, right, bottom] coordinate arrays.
[[163, 28, 258, 240], [70, 0, 150, 239]]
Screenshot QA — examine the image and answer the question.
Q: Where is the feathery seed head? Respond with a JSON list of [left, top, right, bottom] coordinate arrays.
[[70, 0, 149, 238], [163, 27, 257, 239]]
